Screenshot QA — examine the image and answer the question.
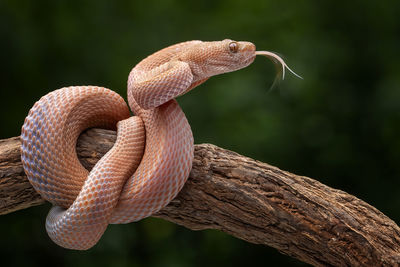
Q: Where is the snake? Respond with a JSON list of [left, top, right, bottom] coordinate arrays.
[[20, 39, 300, 250]]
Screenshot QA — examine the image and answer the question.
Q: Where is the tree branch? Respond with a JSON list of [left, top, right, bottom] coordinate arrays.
[[0, 129, 399, 266]]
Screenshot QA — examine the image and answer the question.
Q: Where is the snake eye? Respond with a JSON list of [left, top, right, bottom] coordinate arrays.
[[229, 42, 239, 53]]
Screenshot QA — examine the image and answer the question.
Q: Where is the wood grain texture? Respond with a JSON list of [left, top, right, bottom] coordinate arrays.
[[1, 128, 400, 266]]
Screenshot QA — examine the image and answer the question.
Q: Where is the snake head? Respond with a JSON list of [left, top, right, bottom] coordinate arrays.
[[179, 39, 256, 81], [128, 39, 302, 111]]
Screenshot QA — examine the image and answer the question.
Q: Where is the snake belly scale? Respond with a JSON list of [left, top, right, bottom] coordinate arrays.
[[21, 39, 297, 250]]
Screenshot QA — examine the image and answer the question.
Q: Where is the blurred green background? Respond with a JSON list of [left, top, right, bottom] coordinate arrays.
[[1, 0, 399, 266]]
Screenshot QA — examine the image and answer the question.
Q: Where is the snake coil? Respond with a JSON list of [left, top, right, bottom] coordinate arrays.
[[21, 39, 299, 250]]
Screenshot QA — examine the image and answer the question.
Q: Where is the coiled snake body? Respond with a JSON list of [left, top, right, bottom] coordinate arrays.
[[21, 39, 298, 250]]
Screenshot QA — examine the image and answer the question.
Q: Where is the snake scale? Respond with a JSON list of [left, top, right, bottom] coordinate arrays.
[[20, 39, 299, 250]]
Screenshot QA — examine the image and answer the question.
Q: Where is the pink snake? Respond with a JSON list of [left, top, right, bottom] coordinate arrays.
[[20, 39, 300, 250]]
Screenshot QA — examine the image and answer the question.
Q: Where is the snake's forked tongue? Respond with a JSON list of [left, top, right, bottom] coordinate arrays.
[[255, 51, 303, 89]]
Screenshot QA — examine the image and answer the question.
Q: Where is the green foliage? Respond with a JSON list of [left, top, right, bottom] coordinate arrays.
[[1, 0, 399, 266]]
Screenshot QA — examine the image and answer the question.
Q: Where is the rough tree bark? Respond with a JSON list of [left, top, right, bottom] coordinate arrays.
[[0, 128, 399, 266]]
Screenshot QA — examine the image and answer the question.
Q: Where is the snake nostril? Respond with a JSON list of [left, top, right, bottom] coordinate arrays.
[[241, 43, 256, 53]]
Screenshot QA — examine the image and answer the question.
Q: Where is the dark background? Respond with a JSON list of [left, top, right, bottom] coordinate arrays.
[[1, 0, 399, 266]]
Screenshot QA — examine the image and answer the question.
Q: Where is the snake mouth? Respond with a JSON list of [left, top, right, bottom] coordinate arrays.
[[241, 42, 257, 63], [235, 41, 256, 66]]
